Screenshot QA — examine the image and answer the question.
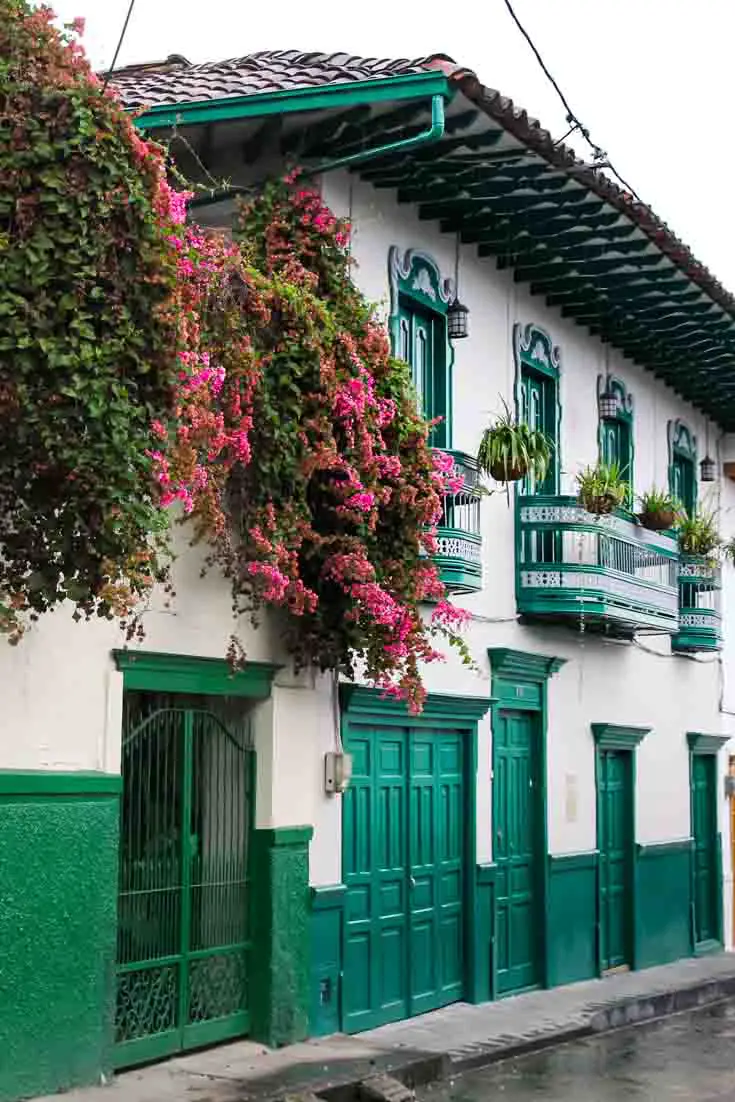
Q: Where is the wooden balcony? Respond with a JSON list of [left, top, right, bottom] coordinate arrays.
[[432, 450, 483, 594], [515, 494, 679, 636], [672, 556, 722, 652]]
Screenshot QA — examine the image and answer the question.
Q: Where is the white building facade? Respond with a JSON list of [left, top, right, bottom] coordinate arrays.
[[2, 49, 735, 1102]]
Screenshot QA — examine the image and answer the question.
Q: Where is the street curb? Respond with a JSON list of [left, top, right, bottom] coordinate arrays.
[[315, 974, 735, 1100]]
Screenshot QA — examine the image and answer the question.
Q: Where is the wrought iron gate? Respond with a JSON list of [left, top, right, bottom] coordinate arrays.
[[115, 700, 253, 1067]]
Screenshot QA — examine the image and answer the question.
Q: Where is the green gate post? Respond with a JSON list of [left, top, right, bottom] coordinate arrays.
[[249, 826, 313, 1046]]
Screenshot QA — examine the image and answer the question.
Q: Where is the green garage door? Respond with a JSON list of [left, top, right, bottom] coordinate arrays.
[[342, 724, 466, 1032]]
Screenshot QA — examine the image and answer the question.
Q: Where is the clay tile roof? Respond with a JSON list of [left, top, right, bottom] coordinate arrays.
[[111, 49, 459, 110]]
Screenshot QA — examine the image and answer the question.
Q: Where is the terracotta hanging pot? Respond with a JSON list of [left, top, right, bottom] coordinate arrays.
[[638, 508, 676, 532], [489, 459, 528, 482]]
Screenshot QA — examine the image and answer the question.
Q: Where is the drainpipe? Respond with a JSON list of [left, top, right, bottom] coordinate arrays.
[[187, 93, 447, 212], [301, 93, 446, 177]]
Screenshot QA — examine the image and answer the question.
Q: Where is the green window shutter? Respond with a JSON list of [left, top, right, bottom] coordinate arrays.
[[389, 248, 454, 449], [668, 419, 697, 515], [597, 376, 634, 506]]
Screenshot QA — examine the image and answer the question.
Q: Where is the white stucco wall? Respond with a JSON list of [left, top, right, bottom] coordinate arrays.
[[0, 168, 731, 904]]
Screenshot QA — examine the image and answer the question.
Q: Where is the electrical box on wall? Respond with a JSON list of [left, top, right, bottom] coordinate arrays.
[[324, 751, 353, 794]]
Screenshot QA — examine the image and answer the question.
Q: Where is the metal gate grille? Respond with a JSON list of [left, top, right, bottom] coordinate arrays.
[[115, 697, 253, 1067]]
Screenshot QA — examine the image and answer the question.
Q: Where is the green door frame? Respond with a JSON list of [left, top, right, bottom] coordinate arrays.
[[338, 686, 490, 1025], [487, 649, 565, 998], [687, 732, 728, 953], [591, 723, 650, 975]]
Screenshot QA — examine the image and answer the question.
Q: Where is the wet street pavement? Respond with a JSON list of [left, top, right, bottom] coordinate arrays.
[[418, 999, 735, 1100]]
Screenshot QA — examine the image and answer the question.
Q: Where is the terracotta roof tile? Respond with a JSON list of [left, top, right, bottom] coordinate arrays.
[[111, 50, 457, 109]]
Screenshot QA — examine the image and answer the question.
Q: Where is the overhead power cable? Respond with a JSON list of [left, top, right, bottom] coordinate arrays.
[[502, 0, 643, 204], [101, 0, 137, 92]]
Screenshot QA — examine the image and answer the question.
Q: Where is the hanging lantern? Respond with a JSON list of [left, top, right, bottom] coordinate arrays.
[[447, 298, 469, 340], [597, 387, 618, 420], [700, 455, 716, 482]]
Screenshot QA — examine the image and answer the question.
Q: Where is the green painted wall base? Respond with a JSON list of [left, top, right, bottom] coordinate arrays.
[[0, 771, 121, 1102], [547, 853, 598, 986], [636, 841, 693, 968], [249, 826, 313, 1047]]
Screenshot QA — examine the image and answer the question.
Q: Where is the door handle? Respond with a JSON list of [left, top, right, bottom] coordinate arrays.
[[409, 876, 417, 889], [496, 829, 503, 844]]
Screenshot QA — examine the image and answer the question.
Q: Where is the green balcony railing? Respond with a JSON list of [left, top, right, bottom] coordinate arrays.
[[432, 449, 483, 594], [516, 494, 679, 636], [672, 556, 722, 652]]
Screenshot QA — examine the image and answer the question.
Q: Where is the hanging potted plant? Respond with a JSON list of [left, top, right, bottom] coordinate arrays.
[[477, 400, 552, 483], [677, 507, 721, 561], [576, 461, 628, 516], [637, 488, 680, 532]]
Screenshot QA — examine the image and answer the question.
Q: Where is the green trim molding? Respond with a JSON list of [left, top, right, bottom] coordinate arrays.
[[591, 722, 651, 749], [635, 839, 693, 968], [547, 852, 598, 987], [249, 826, 313, 1047], [0, 773, 120, 1102], [113, 649, 280, 698], [0, 770, 121, 796], [687, 732, 731, 754], [340, 684, 491, 724], [136, 71, 453, 130]]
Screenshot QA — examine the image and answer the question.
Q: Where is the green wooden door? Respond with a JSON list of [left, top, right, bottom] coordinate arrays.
[[598, 749, 633, 971], [601, 418, 632, 503], [342, 725, 466, 1031], [494, 709, 542, 995], [115, 698, 253, 1067], [692, 753, 719, 945]]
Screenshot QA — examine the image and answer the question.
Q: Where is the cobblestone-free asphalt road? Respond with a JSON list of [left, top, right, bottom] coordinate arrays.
[[418, 1000, 735, 1100]]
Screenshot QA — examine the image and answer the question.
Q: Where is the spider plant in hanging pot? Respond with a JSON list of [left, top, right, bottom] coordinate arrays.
[[576, 461, 628, 516], [637, 488, 680, 532], [476, 400, 552, 484]]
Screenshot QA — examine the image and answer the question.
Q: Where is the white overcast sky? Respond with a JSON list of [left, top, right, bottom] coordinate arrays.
[[49, 0, 735, 291]]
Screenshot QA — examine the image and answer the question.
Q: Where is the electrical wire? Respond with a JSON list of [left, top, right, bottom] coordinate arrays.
[[101, 0, 137, 93], [502, 0, 643, 204]]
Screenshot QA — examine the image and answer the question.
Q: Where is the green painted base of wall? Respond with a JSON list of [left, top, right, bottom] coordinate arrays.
[[250, 826, 313, 1047], [636, 841, 693, 968], [0, 772, 121, 1102], [547, 853, 598, 987]]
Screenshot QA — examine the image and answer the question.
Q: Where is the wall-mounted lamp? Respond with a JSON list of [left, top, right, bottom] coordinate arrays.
[[700, 455, 716, 482], [598, 386, 619, 420], [447, 298, 469, 341]]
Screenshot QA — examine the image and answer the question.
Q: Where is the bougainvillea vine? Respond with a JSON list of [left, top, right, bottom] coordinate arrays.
[[0, 0, 181, 639], [152, 179, 473, 711]]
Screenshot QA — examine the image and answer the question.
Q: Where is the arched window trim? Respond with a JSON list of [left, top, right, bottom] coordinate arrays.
[[597, 374, 634, 505], [388, 247, 454, 448]]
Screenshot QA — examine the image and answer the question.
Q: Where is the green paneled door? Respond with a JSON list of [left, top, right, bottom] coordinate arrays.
[[598, 749, 633, 971], [494, 709, 542, 995], [115, 695, 253, 1067], [342, 725, 465, 1031], [692, 753, 718, 945]]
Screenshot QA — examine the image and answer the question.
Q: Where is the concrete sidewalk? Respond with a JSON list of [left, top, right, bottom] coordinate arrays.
[[39, 954, 735, 1102]]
